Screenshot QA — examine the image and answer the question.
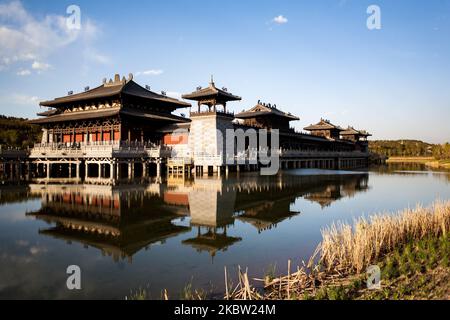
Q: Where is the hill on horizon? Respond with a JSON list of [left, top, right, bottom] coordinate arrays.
[[0, 115, 42, 148]]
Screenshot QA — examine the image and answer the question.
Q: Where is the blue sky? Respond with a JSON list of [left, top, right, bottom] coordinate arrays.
[[0, 0, 449, 143]]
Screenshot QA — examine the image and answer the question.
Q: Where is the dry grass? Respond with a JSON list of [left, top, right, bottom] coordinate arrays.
[[320, 200, 449, 274], [227, 200, 450, 300], [386, 157, 434, 163]]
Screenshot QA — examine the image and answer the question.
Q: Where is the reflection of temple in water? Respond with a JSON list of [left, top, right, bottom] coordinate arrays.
[[303, 174, 370, 208], [27, 184, 191, 262], [180, 179, 241, 257], [25, 172, 369, 261]]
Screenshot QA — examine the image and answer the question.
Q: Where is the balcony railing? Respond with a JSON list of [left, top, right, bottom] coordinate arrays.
[[189, 110, 235, 117], [0, 145, 28, 158], [30, 141, 172, 159]]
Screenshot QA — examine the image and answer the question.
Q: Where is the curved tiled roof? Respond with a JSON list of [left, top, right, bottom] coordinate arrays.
[[304, 119, 344, 131], [341, 126, 372, 136], [39, 76, 190, 108], [235, 103, 299, 121], [29, 107, 189, 124], [182, 81, 241, 102]]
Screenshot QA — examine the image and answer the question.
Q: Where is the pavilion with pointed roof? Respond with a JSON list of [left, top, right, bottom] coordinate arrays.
[[235, 101, 299, 131], [340, 126, 372, 142], [182, 77, 241, 114], [27, 73, 192, 182], [33, 73, 189, 126], [304, 118, 345, 140]]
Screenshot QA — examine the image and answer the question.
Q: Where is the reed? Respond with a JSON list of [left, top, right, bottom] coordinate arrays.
[[227, 200, 450, 300], [320, 200, 450, 274]]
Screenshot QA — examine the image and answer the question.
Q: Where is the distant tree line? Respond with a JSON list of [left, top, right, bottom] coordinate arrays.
[[432, 143, 450, 160], [369, 140, 450, 160], [0, 115, 42, 149]]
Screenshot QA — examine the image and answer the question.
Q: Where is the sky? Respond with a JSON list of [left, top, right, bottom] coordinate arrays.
[[0, 0, 449, 143]]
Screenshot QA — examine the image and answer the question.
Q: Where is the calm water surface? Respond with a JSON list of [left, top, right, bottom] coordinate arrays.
[[1, 164, 449, 299]]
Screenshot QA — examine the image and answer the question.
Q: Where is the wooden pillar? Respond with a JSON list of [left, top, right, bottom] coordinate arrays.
[[156, 161, 161, 178], [110, 161, 114, 180], [9, 163, 13, 180], [46, 162, 50, 179], [128, 162, 132, 179], [68, 162, 72, 178], [142, 161, 147, 177], [26, 162, 31, 180], [76, 162, 80, 179]]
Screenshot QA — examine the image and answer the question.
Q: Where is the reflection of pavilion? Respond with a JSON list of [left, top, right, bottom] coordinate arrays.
[[27, 184, 190, 262], [237, 199, 300, 233], [304, 174, 370, 208], [178, 178, 242, 257], [182, 228, 241, 258], [24, 172, 371, 261]]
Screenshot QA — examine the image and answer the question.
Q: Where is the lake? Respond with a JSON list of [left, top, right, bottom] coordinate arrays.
[[1, 164, 449, 299]]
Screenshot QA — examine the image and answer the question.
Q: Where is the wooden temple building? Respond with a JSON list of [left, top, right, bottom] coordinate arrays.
[[23, 74, 372, 184]]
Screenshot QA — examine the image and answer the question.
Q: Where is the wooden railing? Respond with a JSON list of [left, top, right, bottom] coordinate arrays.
[[29, 142, 172, 159]]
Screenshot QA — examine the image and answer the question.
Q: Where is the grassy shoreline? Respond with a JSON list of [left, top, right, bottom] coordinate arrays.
[[227, 200, 450, 300], [386, 157, 450, 169], [128, 200, 450, 300], [303, 233, 449, 300], [386, 157, 434, 164], [425, 160, 450, 170]]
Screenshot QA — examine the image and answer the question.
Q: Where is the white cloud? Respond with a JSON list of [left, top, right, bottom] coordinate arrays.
[[16, 68, 30, 76], [83, 47, 110, 65], [9, 93, 40, 105], [31, 61, 51, 71], [273, 15, 288, 24], [0, 0, 105, 71], [29, 246, 48, 256], [135, 69, 164, 76]]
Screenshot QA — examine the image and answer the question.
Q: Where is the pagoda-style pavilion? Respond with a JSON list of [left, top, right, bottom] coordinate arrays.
[[340, 126, 372, 142], [180, 79, 242, 175], [182, 77, 241, 114], [28, 74, 190, 183], [304, 119, 345, 140], [340, 126, 371, 153], [32, 73, 189, 145], [23, 75, 374, 183], [235, 101, 299, 131]]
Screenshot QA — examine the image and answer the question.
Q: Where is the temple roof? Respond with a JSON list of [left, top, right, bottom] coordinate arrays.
[[235, 102, 299, 121], [340, 126, 372, 137], [36, 109, 58, 117], [304, 119, 345, 131], [39, 74, 190, 108], [182, 80, 241, 102], [29, 107, 189, 124], [182, 231, 242, 255]]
